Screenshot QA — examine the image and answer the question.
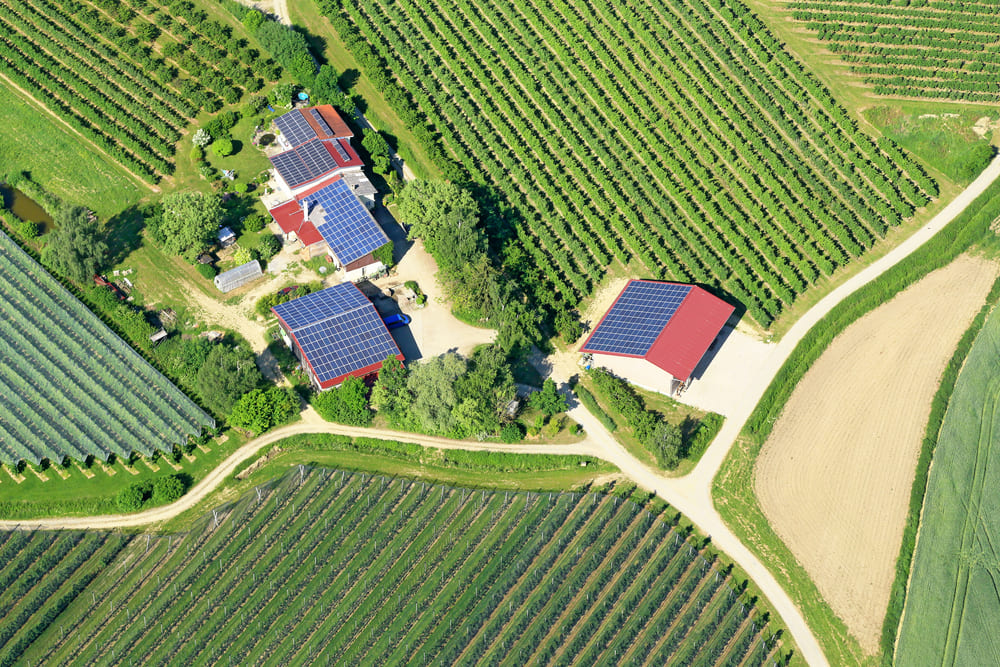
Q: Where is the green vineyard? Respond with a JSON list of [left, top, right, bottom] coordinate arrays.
[[10, 469, 783, 666], [787, 0, 1000, 103], [322, 0, 935, 325], [0, 0, 276, 181], [0, 230, 213, 465]]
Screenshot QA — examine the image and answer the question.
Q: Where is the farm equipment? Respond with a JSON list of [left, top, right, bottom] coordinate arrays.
[[94, 274, 126, 300]]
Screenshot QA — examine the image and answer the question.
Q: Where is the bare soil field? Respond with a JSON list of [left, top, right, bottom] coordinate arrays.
[[754, 253, 998, 654]]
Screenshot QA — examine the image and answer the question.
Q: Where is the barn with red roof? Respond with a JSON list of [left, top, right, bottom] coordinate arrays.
[[581, 280, 734, 394], [272, 282, 403, 390]]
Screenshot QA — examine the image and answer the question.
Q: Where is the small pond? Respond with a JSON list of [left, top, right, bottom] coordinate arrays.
[[0, 183, 55, 233]]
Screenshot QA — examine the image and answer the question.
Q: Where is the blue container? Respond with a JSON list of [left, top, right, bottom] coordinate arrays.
[[298, 92, 310, 101]]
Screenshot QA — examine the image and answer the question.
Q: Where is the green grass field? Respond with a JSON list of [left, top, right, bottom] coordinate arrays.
[[5, 467, 785, 667], [0, 82, 143, 216], [895, 304, 1000, 664]]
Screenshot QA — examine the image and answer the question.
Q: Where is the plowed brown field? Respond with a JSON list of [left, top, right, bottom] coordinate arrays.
[[754, 253, 998, 653]]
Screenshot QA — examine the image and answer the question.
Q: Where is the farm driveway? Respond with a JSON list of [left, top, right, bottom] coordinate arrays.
[[755, 254, 999, 653]]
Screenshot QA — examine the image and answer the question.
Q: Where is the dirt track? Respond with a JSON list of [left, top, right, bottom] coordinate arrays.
[[754, 254, 998, 653]]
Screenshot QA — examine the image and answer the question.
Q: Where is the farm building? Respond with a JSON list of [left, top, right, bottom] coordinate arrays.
[[581, 280, 735, 395], [267, 177, 390, 282], [269, 105, 364, 195], [214, 260, 263, 293], [272, 282, 404, 390]]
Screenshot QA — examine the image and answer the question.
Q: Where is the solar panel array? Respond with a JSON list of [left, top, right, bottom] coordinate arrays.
[[582, 281, 693, 356], [271, 151, 313, 188], [273, 283, 400, 384], [274, 110, 316, 147], [310, 179, 389, 265], [330, 139, 351, 163], [271, 141, 339, 188], [309, 108, 334, 137], [273, 282, 370, 329]]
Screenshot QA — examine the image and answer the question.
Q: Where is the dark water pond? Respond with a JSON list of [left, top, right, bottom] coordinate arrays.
[[0, 183, 55, 233]]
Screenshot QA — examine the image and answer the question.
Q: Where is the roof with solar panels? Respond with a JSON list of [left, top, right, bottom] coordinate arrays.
[[580, 280, 734, 382], [269, 106, 363, 190], [272, 282, 403, 389], [268, 176, 389, 266]]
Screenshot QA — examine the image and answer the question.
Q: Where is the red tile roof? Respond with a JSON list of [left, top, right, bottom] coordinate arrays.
[[268, 175, 346, 247], [305, 105, 352, 140]]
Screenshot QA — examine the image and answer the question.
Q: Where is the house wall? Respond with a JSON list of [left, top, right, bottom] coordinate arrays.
[[591, 353, 677, 396]]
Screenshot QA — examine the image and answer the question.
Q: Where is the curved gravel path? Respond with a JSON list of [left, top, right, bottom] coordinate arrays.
[[3, 157, 998, 666]]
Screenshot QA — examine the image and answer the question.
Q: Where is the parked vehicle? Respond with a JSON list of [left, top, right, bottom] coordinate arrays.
[[382, 313, 411, 330]]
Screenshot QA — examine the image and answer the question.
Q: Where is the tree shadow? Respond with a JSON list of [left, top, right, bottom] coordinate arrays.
[[339, 68, 361, 91], [105, 205, 146, 266]]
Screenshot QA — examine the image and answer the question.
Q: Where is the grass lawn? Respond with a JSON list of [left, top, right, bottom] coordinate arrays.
[[896, 304, 1000, 664], [0, 432, 244, 520], [865, 106, 998, 186], [0, 81, 145, 217], [160, 438, 616, 532]]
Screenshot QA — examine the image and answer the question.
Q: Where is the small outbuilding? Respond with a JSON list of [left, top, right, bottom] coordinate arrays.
[[581, 280, 735, 395], [217, 227, 236, 248], [214, 260, 263, 293]]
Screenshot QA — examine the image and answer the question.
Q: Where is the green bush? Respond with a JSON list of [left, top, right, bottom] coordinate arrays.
[[212, 138, 234, 157], [196, 262, 216, 279], [243, 213, 267, 233], [152, 474, 185, 504], [372, 240, 394, 267], [116, 479, 153, 512], [574, 385, 616, 433], [500, 422, 524, 443], [312, 376, 373, 426], [257, 234, 282, 262], [190, 145, 205, 162], [685, 413, 723, 460], [234, 183, 248, 194]]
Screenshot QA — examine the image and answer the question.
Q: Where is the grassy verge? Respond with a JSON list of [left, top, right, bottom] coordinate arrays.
[[574, 374, 723, 476], [0, 81, 144, 216], [0, 433, 244, 520], [881, 276, 1000, 663], [713, 178, 1000, 665], [160, 433, 616, 531]]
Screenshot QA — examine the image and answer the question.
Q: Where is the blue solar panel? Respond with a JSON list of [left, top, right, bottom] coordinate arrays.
[[274, 110, 316, 147], [272, 283, 399, 384], [271, 151, 312, 188], [273, 282, 369, 329], [298, 140, 338, 176], [330, 138, 351, 162], [308, 179, 389, 266], [582, 281, 693, 356], [309, 108, 334, 137]]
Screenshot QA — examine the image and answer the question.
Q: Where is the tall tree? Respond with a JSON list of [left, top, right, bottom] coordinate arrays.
[[41, 205, 108, 283], [370, 355, 410, 426], [154, 192, 223, 260], [454, 345, 516, 435], [195, 344, 262, 415], [407, 353, 466, 435], [396, 180, 481, 263]]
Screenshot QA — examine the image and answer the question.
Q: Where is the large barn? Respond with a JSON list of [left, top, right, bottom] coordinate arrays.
[[581, 280, 734, 395], [272, 282, 403, 391]]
